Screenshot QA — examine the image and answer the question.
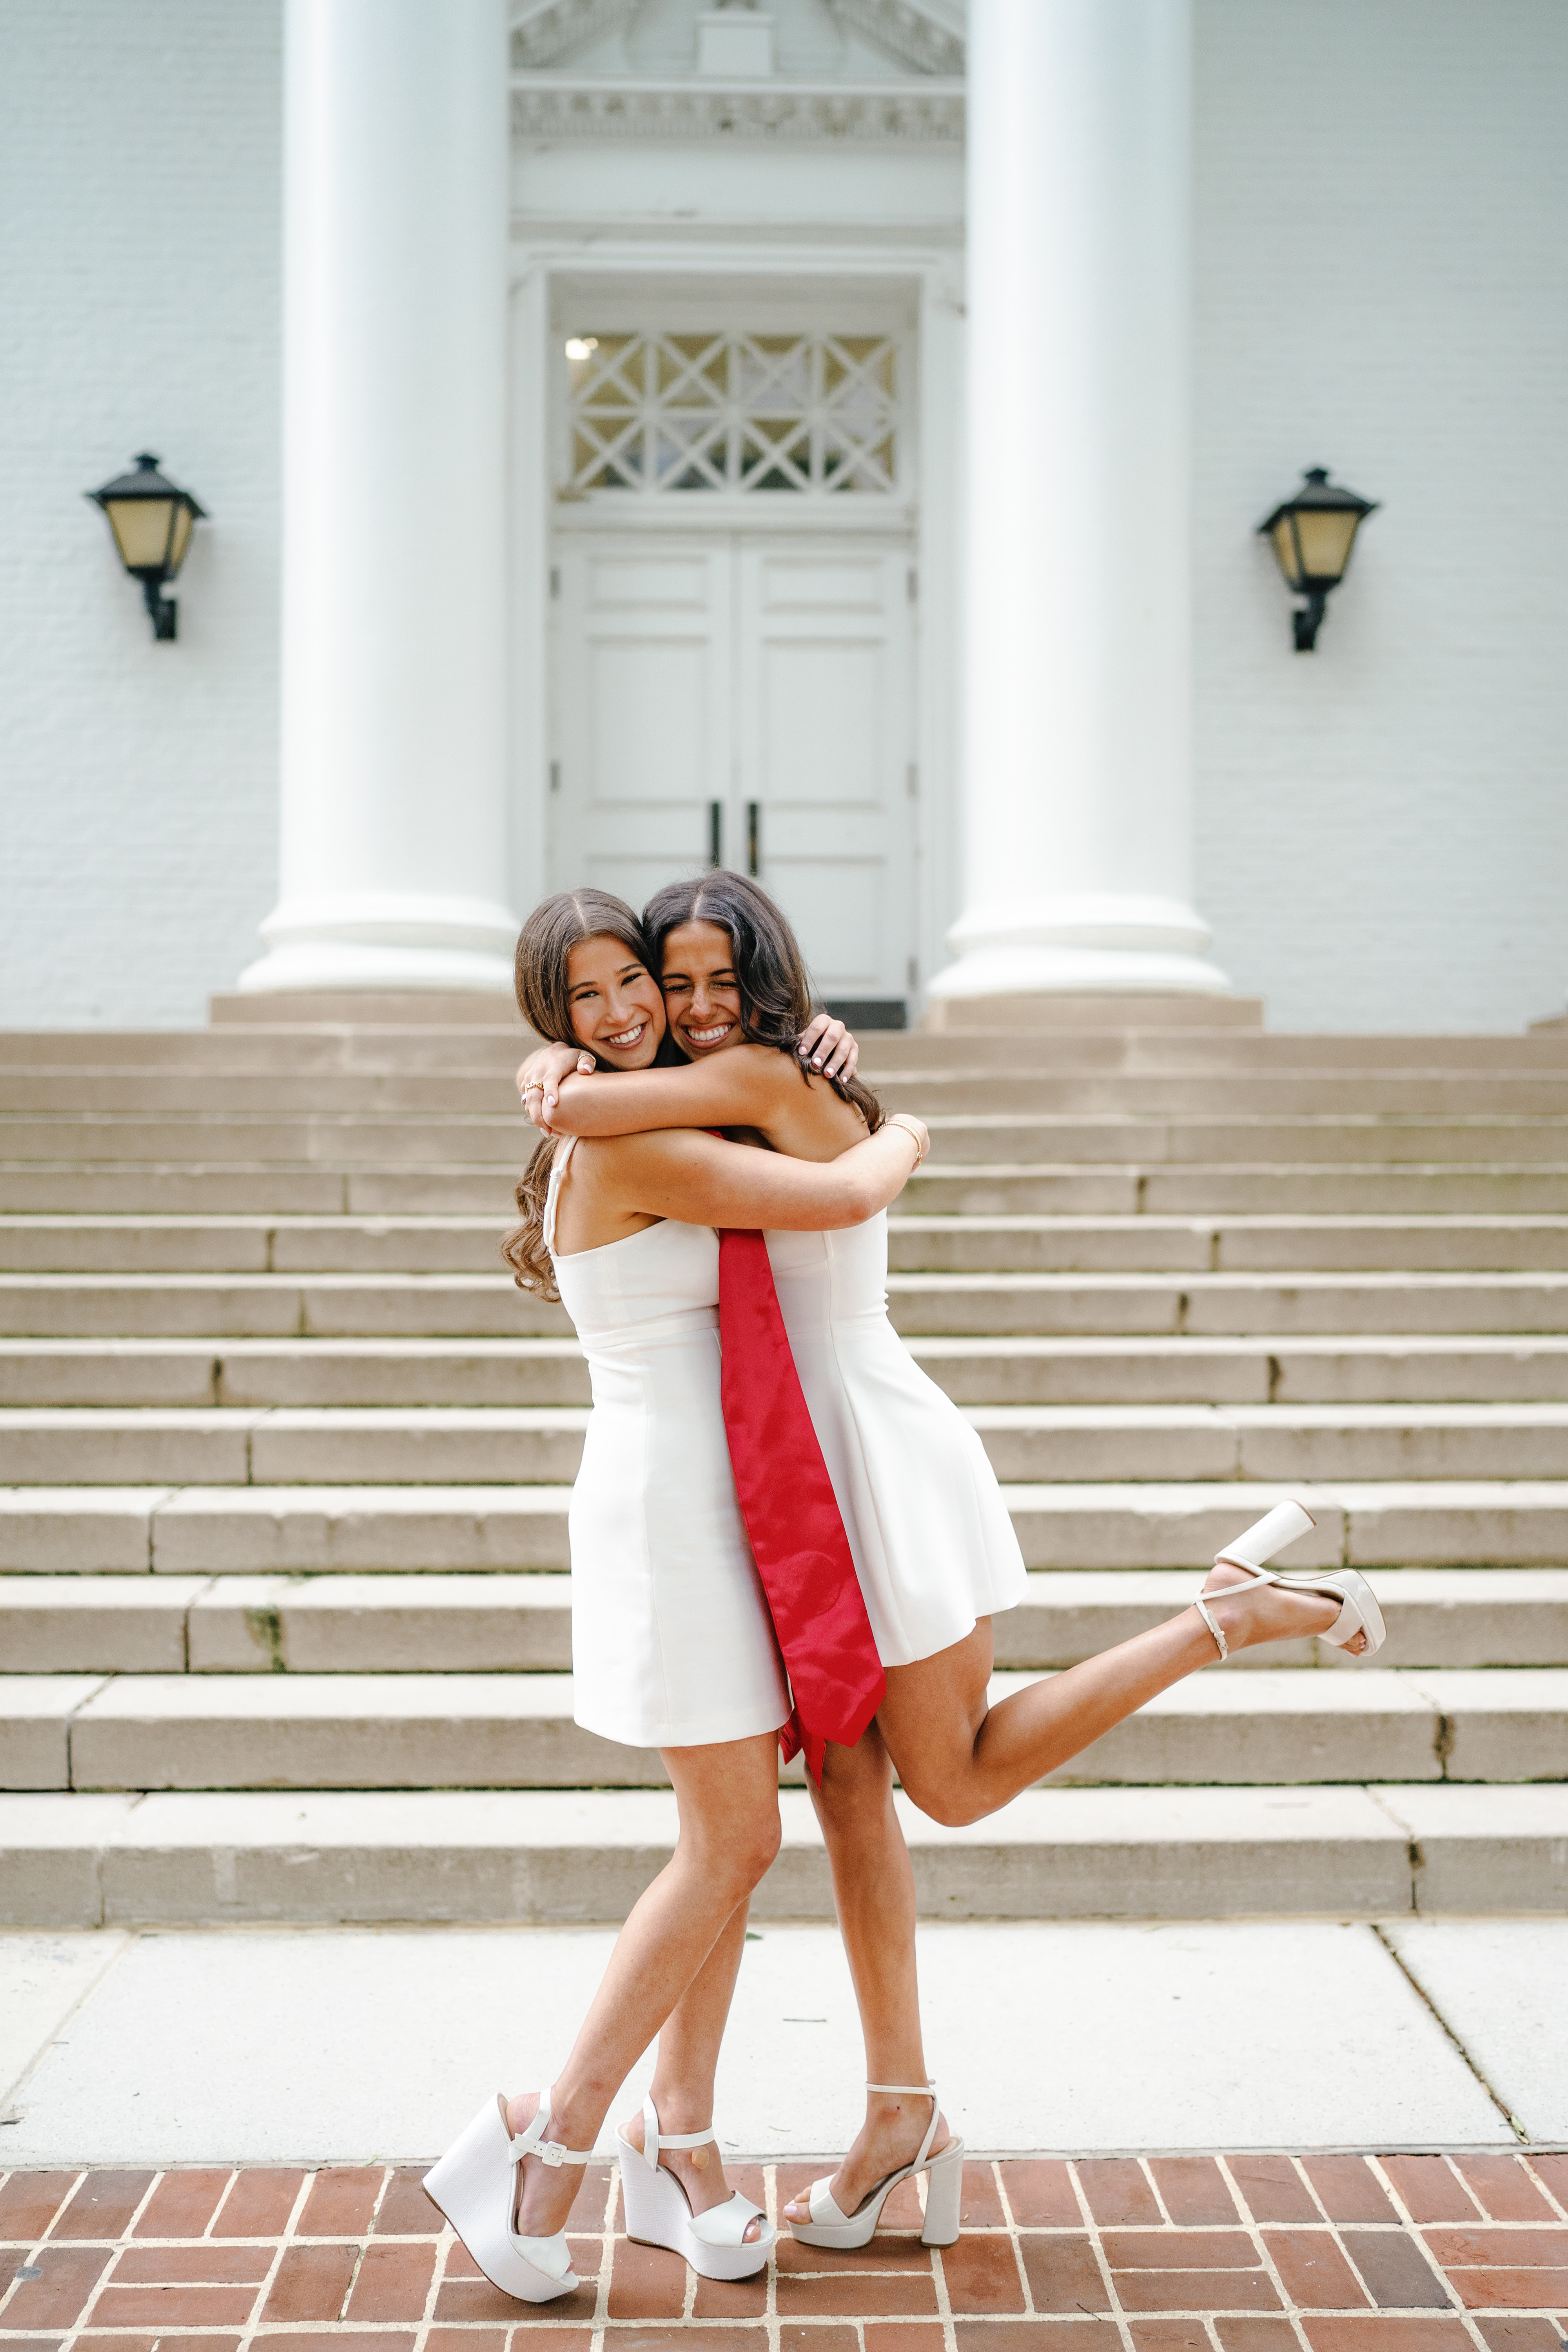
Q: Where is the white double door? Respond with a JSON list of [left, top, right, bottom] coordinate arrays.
[[550, 532, 916, 1003]]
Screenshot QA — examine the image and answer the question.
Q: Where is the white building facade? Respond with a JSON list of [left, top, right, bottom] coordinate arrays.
[[3, 0, 1567, 1032]]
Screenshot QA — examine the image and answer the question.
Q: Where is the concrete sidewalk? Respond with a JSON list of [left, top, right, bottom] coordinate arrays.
[[2, 1917, 1563, 2167]]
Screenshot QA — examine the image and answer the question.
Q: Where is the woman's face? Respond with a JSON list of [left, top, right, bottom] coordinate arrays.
[[660, 920, 746, 1058], [563, 935, 666, 1067]]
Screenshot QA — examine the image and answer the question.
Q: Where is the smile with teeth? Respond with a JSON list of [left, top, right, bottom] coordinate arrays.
[[603, 1019, 647, 1048], [685, 1019, 733, 1045]]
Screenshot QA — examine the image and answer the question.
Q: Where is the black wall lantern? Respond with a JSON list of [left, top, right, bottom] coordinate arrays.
[[1258, 466, 1378, 652], [86, 453, 207, 640]]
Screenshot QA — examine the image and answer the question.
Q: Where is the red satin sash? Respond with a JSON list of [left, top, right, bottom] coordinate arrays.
[[716, 1225, 886, 1784]]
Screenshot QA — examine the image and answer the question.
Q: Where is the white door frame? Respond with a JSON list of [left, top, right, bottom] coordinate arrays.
[[507, 244, 965, 1014]]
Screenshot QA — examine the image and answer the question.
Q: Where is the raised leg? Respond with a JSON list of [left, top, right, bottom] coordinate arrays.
[[880, 1570, 1361, 1831], [508, 1728, 782, 2238]]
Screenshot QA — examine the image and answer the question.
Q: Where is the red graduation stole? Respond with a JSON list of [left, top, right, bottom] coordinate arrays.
[[715, 1225, 886, 1784]]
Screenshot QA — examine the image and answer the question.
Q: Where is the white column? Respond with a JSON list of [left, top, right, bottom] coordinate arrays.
[[239, 0, 518, 996], [929, 0, 1228, 1002]]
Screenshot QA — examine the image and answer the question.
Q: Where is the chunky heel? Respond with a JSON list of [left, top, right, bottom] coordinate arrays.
[[920, 2139, 964, 2247], [1197, 1499, 1387, 1661], [615, 2098, 772, 2281], [788, 2082, 964, 2252]]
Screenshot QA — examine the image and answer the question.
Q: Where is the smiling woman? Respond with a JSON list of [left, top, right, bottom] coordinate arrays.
[[512, 870, 1386, 2250]]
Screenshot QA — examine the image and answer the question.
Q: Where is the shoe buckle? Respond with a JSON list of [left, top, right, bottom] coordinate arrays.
[[537, 2141, 566, 2168]]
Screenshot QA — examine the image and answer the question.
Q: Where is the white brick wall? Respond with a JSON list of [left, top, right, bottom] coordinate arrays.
[[1193, 0, 1568, 1030], [0, 0, 281, 1028]]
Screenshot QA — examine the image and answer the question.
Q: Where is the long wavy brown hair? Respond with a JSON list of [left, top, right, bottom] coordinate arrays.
[[501, 889, 659, 1298], [643, 869, 883, 1134]]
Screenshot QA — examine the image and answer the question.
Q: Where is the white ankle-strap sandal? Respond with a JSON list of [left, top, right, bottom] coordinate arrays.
[[615, 2095, 773, 2281], [1195, 1500, 1386, 1662], [787, 2081, 964, 2251], [423, 2089, 595, 2305]]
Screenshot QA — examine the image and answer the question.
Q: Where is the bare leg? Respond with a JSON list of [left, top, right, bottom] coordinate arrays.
[[781, 1722, 953, 2227], [881, 1571, 1366, 1830], [508, 1730, 780, 2240], [620, 1898, 757, 2226]]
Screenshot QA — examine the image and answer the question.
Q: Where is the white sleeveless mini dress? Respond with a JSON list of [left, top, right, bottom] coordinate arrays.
[[545, 1138, 791, 1751], [766, 1215, 1027, 1668]]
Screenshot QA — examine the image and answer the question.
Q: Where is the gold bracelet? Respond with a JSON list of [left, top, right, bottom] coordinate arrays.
[[888, 1113, 927, 1166]]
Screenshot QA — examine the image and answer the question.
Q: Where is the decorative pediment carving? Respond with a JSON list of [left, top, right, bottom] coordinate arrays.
[[512, 76, 962, 140], [511, 0, 964, 78]]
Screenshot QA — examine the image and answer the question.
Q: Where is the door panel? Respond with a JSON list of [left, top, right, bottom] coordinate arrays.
[[551, 532, 913, 1002], [552, 541, 731, 908], [737, 541, 912, 1000]]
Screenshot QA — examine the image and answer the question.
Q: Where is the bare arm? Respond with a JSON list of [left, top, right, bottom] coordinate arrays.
[[518, 1020, 858, 1128], [607, 1118, 922, 1230], [524, 1044, 815, 1140]]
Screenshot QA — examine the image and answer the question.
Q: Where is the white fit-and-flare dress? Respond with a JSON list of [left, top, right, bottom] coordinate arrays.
[[546, 1137, 1026, 1747]]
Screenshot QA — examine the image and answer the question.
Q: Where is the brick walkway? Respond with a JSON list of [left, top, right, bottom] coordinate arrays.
[[2, 2154, 1566, 2350]]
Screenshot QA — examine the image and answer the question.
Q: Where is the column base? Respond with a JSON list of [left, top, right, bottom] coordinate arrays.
[[927, 893, 1230, 1002], [236, 891, 520, 996]]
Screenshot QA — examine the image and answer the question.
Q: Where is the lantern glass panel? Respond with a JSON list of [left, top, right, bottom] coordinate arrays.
[[1270, 515, 1305, 590], [1294, 506, 1362, 584], [167, 502, 195, 574], [104, 497, 177, 572]]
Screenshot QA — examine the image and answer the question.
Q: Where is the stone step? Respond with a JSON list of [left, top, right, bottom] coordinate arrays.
[[5, 1479, 1567, 1575], [5, 1664, 1565, 1794], [6, 1210, 1568, 1277], [16, 1066, 1568, 1117], [0, 1214, 512, 1274], [5, 1568, 1564, 1675], [4, 1018, 1565, 1074], [891, 1214, 1568, 1274], [0, 1163, 514, 1217], [0, 1273, 572, 1338], [8, 1111, 1568, 1168], [5, 1332, 1568, 1410], [4, 1399, 1568, 1485], [4, 1267, 1566, 1339], [0, 1027, 530, 1072], [8, 1160, 1568, 1220], [966, 1404, 1568, 1484], [0, 1336, 592, 1407], [913, 1165, 1568, 1216], [12, 1779, 1565, 1927], [911, 1336, 1568, 1406], [8, 1779, 1564, 1926]]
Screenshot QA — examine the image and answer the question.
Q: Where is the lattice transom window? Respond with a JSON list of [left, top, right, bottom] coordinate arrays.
[[563, 331, 900, 497]]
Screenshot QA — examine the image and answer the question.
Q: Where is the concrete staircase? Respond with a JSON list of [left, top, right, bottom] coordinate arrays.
[[3, 987, 1566, 1927]]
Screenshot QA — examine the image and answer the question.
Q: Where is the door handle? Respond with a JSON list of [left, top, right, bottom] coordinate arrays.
[[708, 801, 722, 869], [746, 801, 760, 878]]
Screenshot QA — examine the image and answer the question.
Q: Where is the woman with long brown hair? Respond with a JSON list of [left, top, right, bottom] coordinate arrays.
[[518, 870, 1385, 2252], [422, 888, 931, 2307]]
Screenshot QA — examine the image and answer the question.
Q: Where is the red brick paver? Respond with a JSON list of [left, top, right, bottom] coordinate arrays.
[[1, 2150, 1565, 2348]]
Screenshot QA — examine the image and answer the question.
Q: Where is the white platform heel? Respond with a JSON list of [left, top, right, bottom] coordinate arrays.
[[615, 2097, 773, 2280], [787, 2082, 964, 2252], [1197, 1499, 1387, 1661], [423, 2090, 594, 2304]]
